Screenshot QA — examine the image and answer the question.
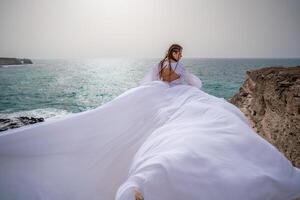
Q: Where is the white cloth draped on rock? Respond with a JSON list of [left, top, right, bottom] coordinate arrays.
[[0, 63, 300, 200]]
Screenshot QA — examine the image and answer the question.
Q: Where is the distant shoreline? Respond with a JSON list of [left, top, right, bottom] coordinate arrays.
[[0, 57, 33, 66]]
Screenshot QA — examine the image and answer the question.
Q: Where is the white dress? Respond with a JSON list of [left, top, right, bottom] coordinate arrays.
[[0, 61, 299, 200], [139, 60, 203, 88]]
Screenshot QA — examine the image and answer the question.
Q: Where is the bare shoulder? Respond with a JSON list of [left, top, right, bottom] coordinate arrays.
[[157, 59, 170, 68]]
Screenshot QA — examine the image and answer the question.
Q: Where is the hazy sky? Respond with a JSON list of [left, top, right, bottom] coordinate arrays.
[[0, 0, 299, 59]]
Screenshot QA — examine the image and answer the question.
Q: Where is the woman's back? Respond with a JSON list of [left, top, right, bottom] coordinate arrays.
[[159, 60, 182, 83], [139, 60, 203, 89]]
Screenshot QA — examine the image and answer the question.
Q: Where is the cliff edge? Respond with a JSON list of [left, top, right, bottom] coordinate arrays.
[[229, 66, 300, 167]]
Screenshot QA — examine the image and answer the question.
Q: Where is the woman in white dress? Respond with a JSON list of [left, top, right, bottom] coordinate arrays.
[[139, 44, 203, 89], [119, 44, 300, 200], [0, 44, 300, 200]]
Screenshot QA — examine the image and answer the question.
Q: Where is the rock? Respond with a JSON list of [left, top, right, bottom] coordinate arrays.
[[0, 58, 22, 65], [20, 58, 33, 64], [229, 66, 300, 167], [0, 117, 44, 132], [0, 57, 33, 65]]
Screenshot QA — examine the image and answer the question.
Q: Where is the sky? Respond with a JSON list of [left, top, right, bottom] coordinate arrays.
[[0, 0, 299, 59]]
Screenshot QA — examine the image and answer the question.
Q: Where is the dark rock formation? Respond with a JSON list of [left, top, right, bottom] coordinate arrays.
[[229, 66, 300, 167], [0, 58, 22, 65], [21, 58, 33, 64], [0, 57, 33, 66], [0, 117, 44, 132]]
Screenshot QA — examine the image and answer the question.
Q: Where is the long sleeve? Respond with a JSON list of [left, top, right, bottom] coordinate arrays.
[[183, 68, 203, 89], [139, 64, 159, 85]]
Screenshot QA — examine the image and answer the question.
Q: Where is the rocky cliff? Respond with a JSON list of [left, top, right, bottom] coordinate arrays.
[[229, 66, 300, 168], [0, 117, 44, 132]]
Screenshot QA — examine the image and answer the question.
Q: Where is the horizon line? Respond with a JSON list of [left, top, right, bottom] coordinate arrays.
[[2, 56, 300, 60]]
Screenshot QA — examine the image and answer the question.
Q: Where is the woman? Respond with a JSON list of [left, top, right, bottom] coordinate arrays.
[[118, 44, 300, 200], [0, 44, 300, 200], [139, 44, 202, 89]]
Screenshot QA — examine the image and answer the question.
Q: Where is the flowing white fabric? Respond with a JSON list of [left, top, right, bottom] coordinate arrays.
[[0, 70, 300, 200]]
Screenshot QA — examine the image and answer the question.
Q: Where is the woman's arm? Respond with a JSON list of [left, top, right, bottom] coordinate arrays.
[[183, 68, 203, 89]]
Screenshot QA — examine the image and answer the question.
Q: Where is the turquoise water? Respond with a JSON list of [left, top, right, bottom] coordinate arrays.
[[1, 58, 300, 119]]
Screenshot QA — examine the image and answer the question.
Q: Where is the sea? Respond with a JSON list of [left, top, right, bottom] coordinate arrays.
[[1, 58, 300, 120]]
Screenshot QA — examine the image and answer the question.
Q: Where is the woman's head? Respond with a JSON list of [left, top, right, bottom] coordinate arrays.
[[164, 44, 183, 62]]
